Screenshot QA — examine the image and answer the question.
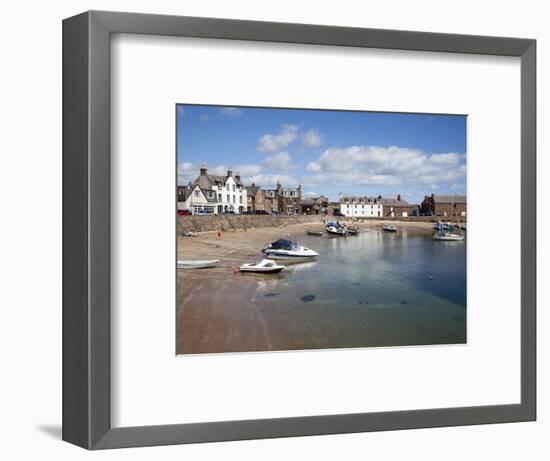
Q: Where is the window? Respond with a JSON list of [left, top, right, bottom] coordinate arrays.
[[227, 195, 230, 202], [218, 194, 222, 201], [232, 184, 235, 192], [226, 184, 229, 191], [233, 195, 236, 203], [239, 196, 242, 204], [194, 190, 200, 197]]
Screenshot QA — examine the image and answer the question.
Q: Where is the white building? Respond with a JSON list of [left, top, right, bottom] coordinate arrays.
[[178, 166, 247, 214], [339, 194, 383, 217], [177, 184, 216, 214]]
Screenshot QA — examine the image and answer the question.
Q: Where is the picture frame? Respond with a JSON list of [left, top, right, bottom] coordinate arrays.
[[62, 10, 536, 449]]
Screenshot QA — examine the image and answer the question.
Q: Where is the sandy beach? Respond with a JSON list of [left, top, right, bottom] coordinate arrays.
[[176, 219, 447, 354]]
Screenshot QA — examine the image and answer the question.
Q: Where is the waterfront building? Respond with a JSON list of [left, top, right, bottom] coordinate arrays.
[[301, 195, 329, 215], [339, 194, 383, 217], [177, 184, 217, 214], [380, 195, 416, 217], [246, 183, 266, 212], [420, 194, 467, 217]]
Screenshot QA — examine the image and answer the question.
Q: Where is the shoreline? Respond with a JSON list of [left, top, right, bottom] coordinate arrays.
[[176, 220, 450, 354]]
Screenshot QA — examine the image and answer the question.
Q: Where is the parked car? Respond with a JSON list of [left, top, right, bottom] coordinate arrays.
[[195, 210, 213, 215], [177, 210, 192, 216], [333, 211, 345, 217], [242, 210, 255, 215], [254, 210, 270, 215]]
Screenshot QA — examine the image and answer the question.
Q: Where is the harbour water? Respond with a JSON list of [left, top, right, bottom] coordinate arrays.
[[248, 228, 467, 350]]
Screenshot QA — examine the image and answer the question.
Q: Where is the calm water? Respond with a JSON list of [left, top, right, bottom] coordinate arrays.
[[250, 229, 467, 350]]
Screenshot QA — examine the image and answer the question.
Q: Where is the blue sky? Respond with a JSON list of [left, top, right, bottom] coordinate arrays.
[[177, 104, 466, 204]]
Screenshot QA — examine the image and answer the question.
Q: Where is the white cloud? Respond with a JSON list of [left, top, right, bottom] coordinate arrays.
[[302, 145, 466, 191], [302, 129, 323, 148], [306, 161, 321, 172], [264, 151, 292, 172], [219, 107, 242, 117], [247, 174, 300, 188], [177, 162, 196, 184], [257, 125, 299, 152], [235, 164, 262, 176]]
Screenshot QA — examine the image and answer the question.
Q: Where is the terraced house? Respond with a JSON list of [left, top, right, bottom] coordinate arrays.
[[178, 165, 247, 214], [339, 194, 383, 217]]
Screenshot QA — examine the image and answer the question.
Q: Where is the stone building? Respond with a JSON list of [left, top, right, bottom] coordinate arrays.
[[301, 195, 329, 215], [380, 195, 416, 217], [246, 183, 266, 212], [420, 194, 467, 217]]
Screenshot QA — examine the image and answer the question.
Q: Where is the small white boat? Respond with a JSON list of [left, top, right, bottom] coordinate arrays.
[[326, 222, 347, 235], [263, 239, 318, 261], [345, 227, 359, 235], [240, 259, 285, 273], [177, 259, 219, 269], [306, 230, 324, 236], [382, 224, 398, 232], [433, 232, 464, 241]]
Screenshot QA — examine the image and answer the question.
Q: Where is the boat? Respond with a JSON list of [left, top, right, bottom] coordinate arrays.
[[432, 232, 464, 241], [239, 259, 285, 273], [177, 259, 219, 269], [326, 221, 347, 236], [345, 226, 359, 235], [433, 194, 465, 242], [262, 239, 319, 261], [382, 224, 398, 232], [306, 230, 324, 236]]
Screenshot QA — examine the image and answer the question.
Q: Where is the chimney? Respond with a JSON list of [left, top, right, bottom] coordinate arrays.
[[227, 167, 233, 177], [276, 181, 282, 190], [200, 164, 207, 176], [235, 171, 241, 183], [397, 194, 401, 201]]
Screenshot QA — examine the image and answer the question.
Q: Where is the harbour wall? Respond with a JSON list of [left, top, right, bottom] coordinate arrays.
[[177, 214, 455, 234]]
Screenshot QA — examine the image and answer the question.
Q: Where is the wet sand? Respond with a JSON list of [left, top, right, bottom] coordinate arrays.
[[176, 219, 438, 354]]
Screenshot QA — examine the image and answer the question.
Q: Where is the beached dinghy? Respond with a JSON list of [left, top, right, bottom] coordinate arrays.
[[345, 226, 359, 235], [306, 230, 324, 236], [177, 259, 219, 269], [240, 259, 285, 273], [262, 239, 318, 261], [382, 224, 398, 232]]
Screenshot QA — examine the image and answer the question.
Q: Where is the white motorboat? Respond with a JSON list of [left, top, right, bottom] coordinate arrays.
[[382, 224, 398, 232], [433, 232, 464, 241], [262, 239, 318, 261], [326, 222, 347, 236], [239, 259, 285, 273], [177, 259, 219, 269]]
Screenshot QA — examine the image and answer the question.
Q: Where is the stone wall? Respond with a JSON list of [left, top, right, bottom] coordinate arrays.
[[177, 214, 323, 234]]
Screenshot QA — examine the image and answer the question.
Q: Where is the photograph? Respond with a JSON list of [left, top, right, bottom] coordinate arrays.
[[176, 104, 467, 354]]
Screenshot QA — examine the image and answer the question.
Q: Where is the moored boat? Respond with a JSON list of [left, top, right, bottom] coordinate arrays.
[[382, 224, 398, 232], [432, 232, 464, 241], [306, 230, 324, 236], [326, 221, 347, 236], [239, 259, 285, 273], [262, 239, 319, 261], [177, 259, 219, 269]]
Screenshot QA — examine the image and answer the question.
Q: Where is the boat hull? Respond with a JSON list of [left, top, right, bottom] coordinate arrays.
[[265, 253, 317, 262], [177, 259, 219, 269], [433, 234, 464, 241]]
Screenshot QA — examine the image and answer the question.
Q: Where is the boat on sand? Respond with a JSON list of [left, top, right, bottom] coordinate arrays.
[[177, 259, 219, 269], [382, 224, 398, 232], [306, 230, 323, 236], [239, 259, 285, 273], [262, 239, 318, 262]]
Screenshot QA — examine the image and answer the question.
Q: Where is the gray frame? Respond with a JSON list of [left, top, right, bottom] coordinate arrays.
[[63, 10, 536, 450]]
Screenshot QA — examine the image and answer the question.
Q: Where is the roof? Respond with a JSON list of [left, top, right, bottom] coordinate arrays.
[[302, 196, 328, 206], [432, 195, 466, 204], [246, 184, 261, 196], [195, 173, 243, 189], [339, 195, 380, 204], [381, 197, 411, 207]]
